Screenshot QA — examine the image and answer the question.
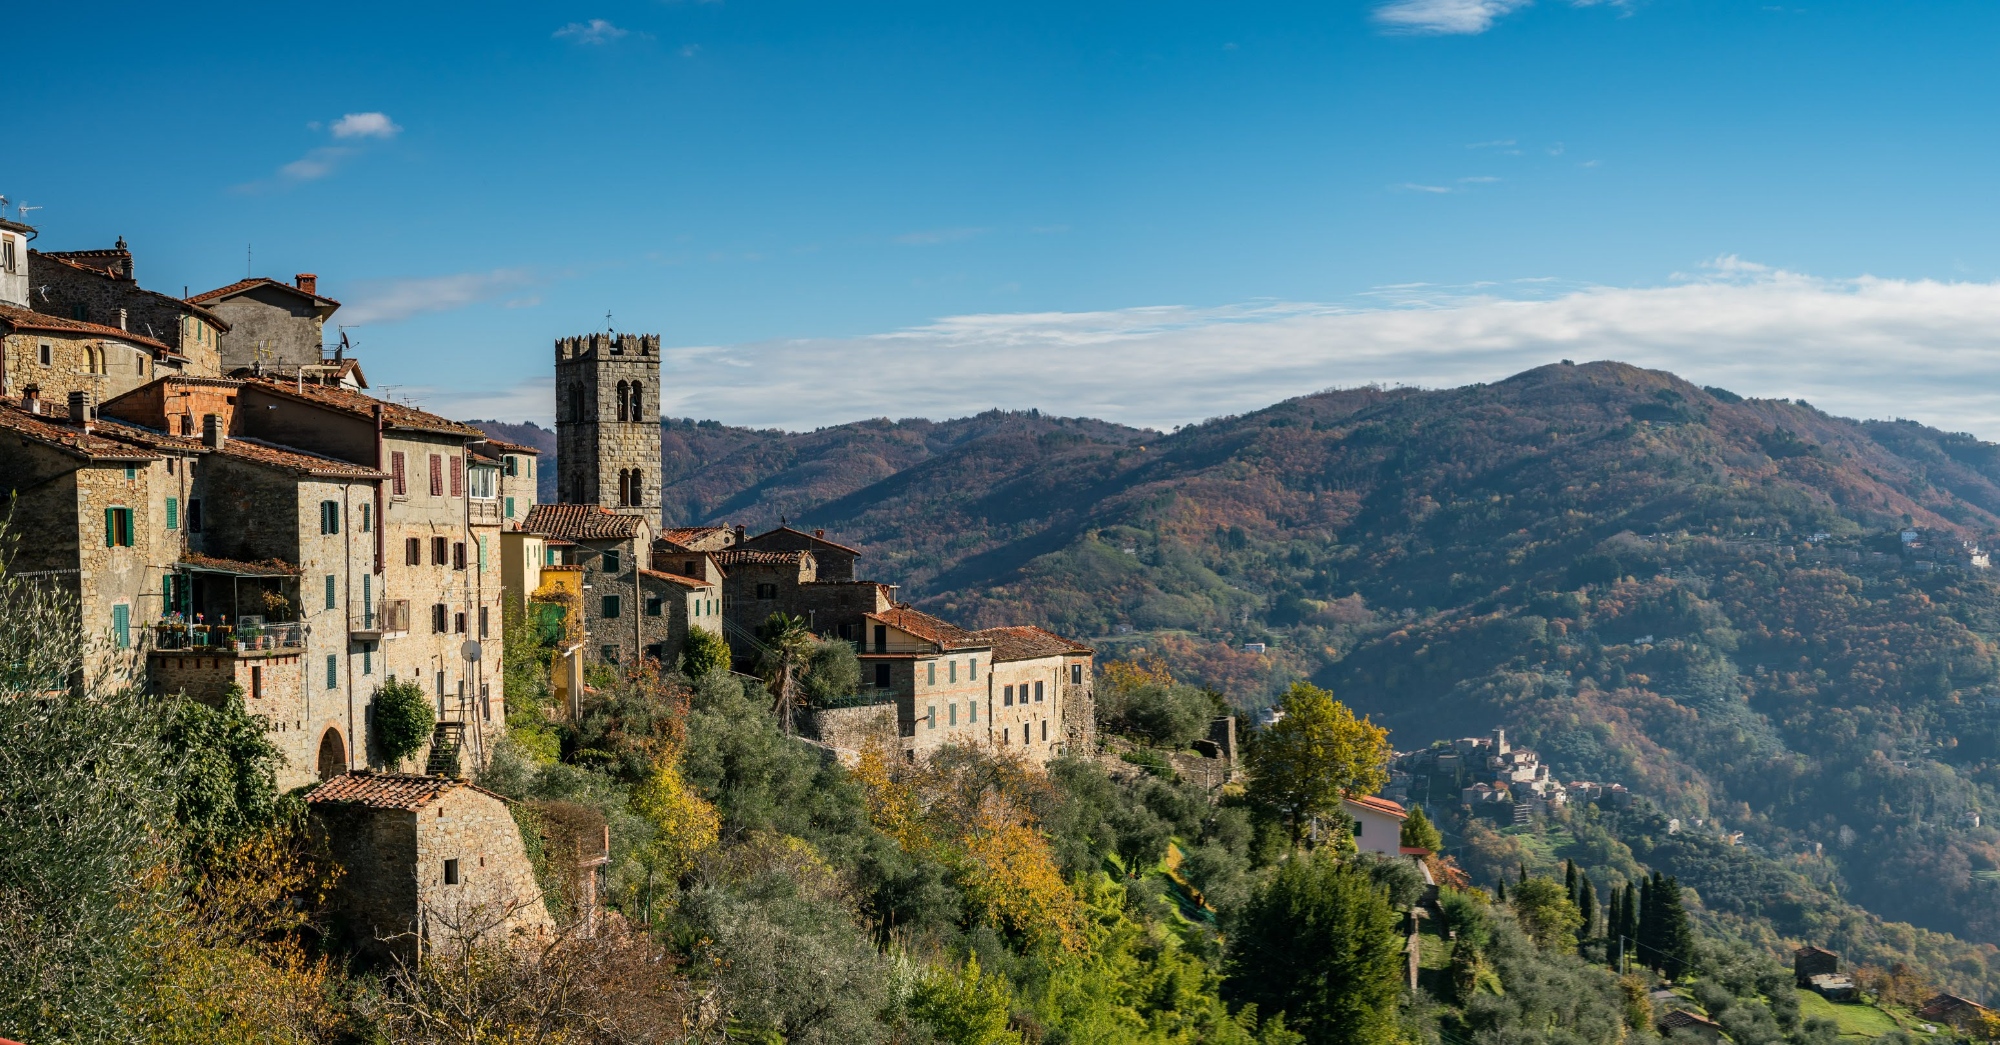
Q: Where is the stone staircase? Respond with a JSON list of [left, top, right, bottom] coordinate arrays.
[[425, 721, 467, 778]]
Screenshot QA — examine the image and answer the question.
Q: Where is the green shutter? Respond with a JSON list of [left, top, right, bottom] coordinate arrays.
[[325, 575, 336, 610], [105, 508, 115, 547], [112, 604, 130, 650], [326, 654, 337, 689], [165, 497, 178, 530], [504, 496, 515, 518]]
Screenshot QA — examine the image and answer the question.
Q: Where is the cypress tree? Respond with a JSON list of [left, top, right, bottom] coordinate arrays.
[[1580, 876, 1598, 939], [1564, 859, 1577, 904], [1605, 885, 1624, 970], [1519, 862, 1529, 885], [1638, 874, 1657, 968], [1622, 882, 1640, 961], [1658, 875, 1695, 981], [1496, 877, 1507, 902]]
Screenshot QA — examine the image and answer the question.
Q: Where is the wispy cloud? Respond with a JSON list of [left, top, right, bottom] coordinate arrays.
[[895, 227, 988, 246], [425, 265, 2000, 439], [330, 112, 401, 139], [1396, 183, 1455, 194], [1374, 0, 1533, 35], [341, 268, 542, 325], [1467, 139, 1517, 149], [1458, 175, 1501, 183], [236, 112, 402, 191], [554, 19, 630, 44]]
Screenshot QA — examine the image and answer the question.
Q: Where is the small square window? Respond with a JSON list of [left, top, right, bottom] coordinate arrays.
[[602, 644, 620, 664], [602, 549, 621, 573], [602, 595, 621, 619], [645, 596, 662, 617]]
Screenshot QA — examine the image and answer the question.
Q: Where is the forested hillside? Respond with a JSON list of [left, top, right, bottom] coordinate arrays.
[[608, 361, 2000, 984]]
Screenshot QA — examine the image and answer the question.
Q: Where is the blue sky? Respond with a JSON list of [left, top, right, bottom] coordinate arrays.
[[14, 1, 2000, 432]]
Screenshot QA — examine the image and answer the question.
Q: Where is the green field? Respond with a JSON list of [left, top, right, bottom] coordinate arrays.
[[1794, 989, 1909, 1040]]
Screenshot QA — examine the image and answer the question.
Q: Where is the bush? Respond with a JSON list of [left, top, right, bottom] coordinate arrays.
[[1113, 682, 1215, 748], [372, 676, 434, 768], [803, 638, 861, 706], [680, 625, 730, 679]]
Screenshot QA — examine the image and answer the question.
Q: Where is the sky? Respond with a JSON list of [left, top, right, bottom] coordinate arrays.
[[12, 1, 2000, 435]]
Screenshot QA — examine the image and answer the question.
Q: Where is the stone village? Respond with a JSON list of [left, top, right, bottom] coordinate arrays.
[[0, 216, 1104, 956]]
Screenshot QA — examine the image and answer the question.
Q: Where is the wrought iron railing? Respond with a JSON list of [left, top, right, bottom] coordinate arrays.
[[153, 621, 306, 653]]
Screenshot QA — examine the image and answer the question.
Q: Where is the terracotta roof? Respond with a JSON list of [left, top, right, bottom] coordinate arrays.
[[661, 525, 731, 545], [1344, 795, 1408, 820], [0, 302, 172, 352], [92, 417, 209, 453], [28, 251, 233, 331], [473, 434, 541, 455], [744, 524, 863, 555], [1794, 945, 1838, 959], [639, 568, 713, 589], [220, 437, 388, 480], [179, 552, 299, 577], [1917, 994, 1990, 1020], [0, 400, 161, 462], [713, 548, 811, 568], [189, 276, 341, 309], [0, 217, 35, 236], [305, 771, 505, 811], [522, 503, 648, 541], [242, 378, 482, 437], [868, 606, 985, 651], [968, 625, 1094, 662], [1658, 1010, 1723, 1031]]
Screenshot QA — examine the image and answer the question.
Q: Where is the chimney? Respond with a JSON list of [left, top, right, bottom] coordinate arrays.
[[733, 524, 746, 544], [203, 413, 226, 450], [295, 273, 318, 296], [814, 528, 824, 538], [116, 308, 128, 331], [21, 384, 40, 415], [67, 391, 93, 431]]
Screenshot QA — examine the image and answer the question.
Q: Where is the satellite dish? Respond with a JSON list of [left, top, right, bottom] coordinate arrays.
[[460, 640, 482, 663]]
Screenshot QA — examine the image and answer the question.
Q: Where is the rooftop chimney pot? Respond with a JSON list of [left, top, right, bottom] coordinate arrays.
[[22, 384, 40, 415], [67, 391, 93, 432], [203, 413, 226, 451], [295, 273, 318, 296]]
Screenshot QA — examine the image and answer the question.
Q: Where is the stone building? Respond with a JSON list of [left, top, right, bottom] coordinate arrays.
[[0, 217, 30, 308], [553, 332, 660, 519], [1, 304, 186, 403], [521, 503, 719, 671], [472, 437, 539, 532], [28, 240, 231, 375], [971, 625, 1096, 758], [188, 274, 342, 373], [716, 547, 818, 649], [306, 772, 552, 963], [737, 524, 861, 581]]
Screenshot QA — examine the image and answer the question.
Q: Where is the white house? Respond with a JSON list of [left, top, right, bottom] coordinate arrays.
[[1344, 794, 1408, 857]]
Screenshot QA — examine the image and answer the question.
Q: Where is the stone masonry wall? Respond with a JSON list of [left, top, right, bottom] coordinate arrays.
[[28, 251, 223, 367], [315, 804, 420, 961], [554, 334, 660, 520], [417, 788, 554, 950], [806, 702, 899, 762], [211, 285, 324, 370], [2, 330, 152, 403]]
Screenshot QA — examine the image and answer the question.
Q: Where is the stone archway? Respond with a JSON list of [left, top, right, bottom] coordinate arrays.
[[316, 727, 348, 780]]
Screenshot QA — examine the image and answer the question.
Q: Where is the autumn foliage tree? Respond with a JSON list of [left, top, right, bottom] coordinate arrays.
[[1244, 683, 1391, 846]]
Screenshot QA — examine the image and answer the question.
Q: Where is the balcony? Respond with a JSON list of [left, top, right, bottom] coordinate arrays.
[[351, 599, 410, 640], [153, 619, 306, 654], [469, 499, 503, 525]]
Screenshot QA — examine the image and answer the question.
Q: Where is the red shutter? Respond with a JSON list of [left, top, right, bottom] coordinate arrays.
[[391, 452, 407, 495], [450, 455, 463, 498], [429, 454, 443, 497]]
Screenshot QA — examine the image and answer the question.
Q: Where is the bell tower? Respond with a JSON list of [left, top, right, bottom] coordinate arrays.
[[553, 331, 661, 524]]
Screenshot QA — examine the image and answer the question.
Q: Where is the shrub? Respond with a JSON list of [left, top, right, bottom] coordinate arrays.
[[372, 676, 433, 768], [680, 625, 731, 679]]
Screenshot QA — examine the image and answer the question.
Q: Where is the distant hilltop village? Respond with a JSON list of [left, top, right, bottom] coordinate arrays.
[[1391, 728, 1636, 826], [0, 220, 1095, 954]]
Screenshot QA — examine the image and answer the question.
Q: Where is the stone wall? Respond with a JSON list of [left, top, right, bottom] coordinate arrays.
[[210, 284, 324, 370], [787, 580, 894, 643], [805, 702, 899, 764], [28, 249, 223, 367], [419, 787, 554, 951], [315, 803, 421, 962], [2, 329, 157, 403]]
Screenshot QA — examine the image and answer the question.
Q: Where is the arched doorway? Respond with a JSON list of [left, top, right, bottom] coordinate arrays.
[[316, 727, 348, 780]]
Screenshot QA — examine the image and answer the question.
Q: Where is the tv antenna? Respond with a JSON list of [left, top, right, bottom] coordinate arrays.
[[605, 310, 614, 333], [18, 202, 40, 221], [247, 243, 253, 277]]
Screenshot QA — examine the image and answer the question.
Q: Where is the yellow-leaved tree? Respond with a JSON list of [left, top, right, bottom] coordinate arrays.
[[629, 745, 720, 924], [1244, 682, 1391, 846]]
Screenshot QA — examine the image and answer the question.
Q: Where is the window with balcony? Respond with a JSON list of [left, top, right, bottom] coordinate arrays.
[[468, 465, 495, 499]]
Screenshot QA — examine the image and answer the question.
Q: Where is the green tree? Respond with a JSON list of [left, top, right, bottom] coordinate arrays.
[[758, 613, 818, 735], [1225, 850, 1404, 1045], [1244, 683, 1391, 846], [803, 637, 862, 705], [161, 686, 284, 858], [1400, 804, 1442, 852], [1510, 876, 1584, 950], [372, 676, 434, 768], [908, 954, 1019, 1045], [680, 623, 731, 679]]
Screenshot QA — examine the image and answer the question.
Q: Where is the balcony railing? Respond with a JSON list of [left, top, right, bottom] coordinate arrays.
[[352, 600, 410, 639], [153, 621, 306, 653], [469, 499, 503, 525]]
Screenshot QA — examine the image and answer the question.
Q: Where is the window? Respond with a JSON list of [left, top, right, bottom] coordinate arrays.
[[104, 507, 134, 547], [630, 383, 644, 420], [360, 503, 372, 532], [1071, 664, 1083, 685], [927, 662, 935, 685], [362, 575, 372, 623], [443, 859, 460, 885], [432, 603, 448, 633], [1041, 720, 1048, 742], [602, 645, 619, 664], [755, 583, 776, 600], [0, 235, 13, 273], [481, 683, 491, 721], [504, 455, 519, 477], [325, 654, 338, 689], [112, 604, 130, 650], [125, 466, 137, 481], [478, 606, 489, 637], [1004, 685, 1013, 707], [602, 595, 621, 619], [468, 465, 494, 499], [479, 538, 488, 570], [320, 500, 339, 534], [390, 451, 407, 496], [251, 665, 263, 700], [969, 658, 977, 680], [645, 596, 662, 617], [427, 454, 444, 496], [324, 574, 337, 610], [504, 496, 515, 519], [453, 612, 466, 634], [616, 381, 630, 422], [363, 646, 373, 675], [450, 456, 464, 498], [1352, 821, 1362, 838], [970, 701, 978, 723], [406, 538, 422, 565], [165, 497, 178, 531], [602, 548, 620, 573], [188, 499, 202, 533], [452, 542, 466, 570], [949, 661, 957, 683], [629, 468, 643, 506], [1003, 727, 1010, 744], [875, 664, 891, 688], [432, 536, 448, 565], [1035, 681, 1044, 702], [949, 702, 958, 726], [926, 705, 936, 730], [38, 341, 51, 366], [643, 642, 663, 662]]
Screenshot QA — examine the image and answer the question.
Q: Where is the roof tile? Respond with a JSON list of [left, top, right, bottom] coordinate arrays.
[[244, 378, 482, 437], [0, 302, 171, 352], [967, 625, 1094, 662], [305, 771, 505, 810], [522, 503, 648, 541]]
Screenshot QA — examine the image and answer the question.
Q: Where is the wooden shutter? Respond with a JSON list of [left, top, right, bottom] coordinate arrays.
[[112, 604, 130, 649], [105, 507, 116, 547], [450, 455, 463, 498], [166, 497, 178, 530], [391, 451, 407, 495], [429, 454, 443, 497]]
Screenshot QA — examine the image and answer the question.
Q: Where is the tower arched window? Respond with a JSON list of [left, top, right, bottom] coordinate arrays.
[[616, 381, 629, 422], [629, 383, 643, 422], [630, 468, 643, 506], [569, 385, 584, 423], [617, 469, 630, 507]]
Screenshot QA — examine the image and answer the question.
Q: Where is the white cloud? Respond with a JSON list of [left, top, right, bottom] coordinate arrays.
[[895, 227, 988, 246], [1374, 0, 1532, 35], [555, 19, 630, 44], [341, 269, 542, 324], [420, 265, 2000, 440], [330, 112, 402, 140], [1396, 183, 1454, 193], [279, 146, 354, 182], [1458, 175, 1501, 183]]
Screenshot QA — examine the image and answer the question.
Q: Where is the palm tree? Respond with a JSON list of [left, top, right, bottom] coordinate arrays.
[[758, 612, 816, 735]]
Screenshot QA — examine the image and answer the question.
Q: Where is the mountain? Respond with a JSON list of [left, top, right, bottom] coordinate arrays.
[[587, 360, 2000, 988]]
